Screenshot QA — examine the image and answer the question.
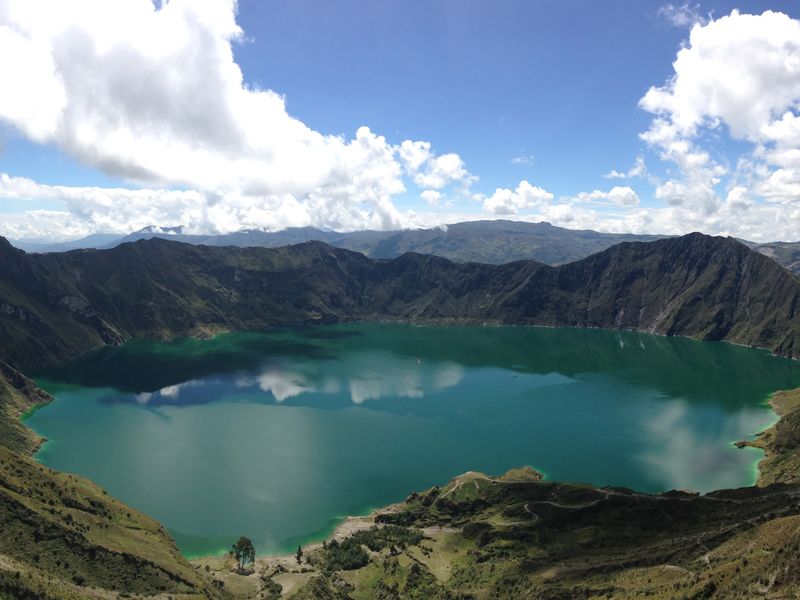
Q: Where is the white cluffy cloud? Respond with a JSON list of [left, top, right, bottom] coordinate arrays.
[[2, 4, 800, 244], [633, 9, 800, 241], [0, 171, 405, 239], [0, 0, 474, 239], [420, 190, 442, 206], [640, 10, 800, 142], [398, 141, 475, 191], [574, 186, 640, 207], [482, 180, 554, 215]]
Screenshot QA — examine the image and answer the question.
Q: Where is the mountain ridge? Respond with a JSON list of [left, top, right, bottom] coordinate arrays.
[[11, 220, 800, 276], [7, 220, 669, 265], [0, 232, 798, 375]]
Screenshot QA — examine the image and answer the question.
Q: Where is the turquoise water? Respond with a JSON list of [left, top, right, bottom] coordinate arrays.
[[26, 324, 800, 557]]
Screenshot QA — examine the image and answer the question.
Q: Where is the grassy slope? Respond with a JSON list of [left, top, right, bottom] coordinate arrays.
[[0, 370, 233, 600], [746, 388, 800, 487], [280, 470, 800, 599], [0, 361, 50, 455]]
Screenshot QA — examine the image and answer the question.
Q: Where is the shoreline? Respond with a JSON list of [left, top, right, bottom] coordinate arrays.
[[18, 331, 796, 564], [736, 386, 800, 487], [19, 318, 800, 379], [190, 384, 789, 565]]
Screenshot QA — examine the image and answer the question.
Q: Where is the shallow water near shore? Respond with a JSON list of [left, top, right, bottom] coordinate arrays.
[[26, 324, 800, 557]]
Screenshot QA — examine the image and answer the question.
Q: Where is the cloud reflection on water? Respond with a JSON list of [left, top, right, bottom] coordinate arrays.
[[638, 399, 774, 491], [230, 358, 465, 405]]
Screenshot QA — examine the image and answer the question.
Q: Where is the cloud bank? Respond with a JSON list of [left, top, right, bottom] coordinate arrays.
[[634, 9, 800, 240], [0, 3, 799, 242], [0, 0, 473, 237]]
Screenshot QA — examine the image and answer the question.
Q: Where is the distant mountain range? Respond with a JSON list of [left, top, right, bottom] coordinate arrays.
[[10, 220, 665, 264], [12, 220, 800, 275], [1, 232, 798, 372], [752, 241, 800, 274]]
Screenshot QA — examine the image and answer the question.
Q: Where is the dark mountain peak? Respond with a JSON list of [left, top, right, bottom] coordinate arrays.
[[285, 226, 330, 234], [668, 232, 760, 258], [276, 239, 374, 265], [0, 236, 25, 260], [390, 250, 457, 267], [128, 236, 183, 248], [672, 231, 741, 246], [283, 239, 345, 257], [611, 231, 744, 255], [109, 236, 204, 260], [450, 219, 556, 232], [584, 234, 768, 281], [290, 239, 334, 249]]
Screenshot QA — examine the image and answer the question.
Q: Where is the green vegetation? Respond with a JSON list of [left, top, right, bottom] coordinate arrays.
[[232, 536, 256, 572], [286, 573, 354, 599], [744, 387, 800, 486], [282, 454, 800, 599], [348, 525, 424, 553], [316, 538, 370, 572], [308, 526, 426, 574], [0, 361, 49, 455], [262, 575, 283, 599]]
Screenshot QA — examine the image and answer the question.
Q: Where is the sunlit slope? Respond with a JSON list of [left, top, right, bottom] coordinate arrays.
[[282, 443, 800, 599]]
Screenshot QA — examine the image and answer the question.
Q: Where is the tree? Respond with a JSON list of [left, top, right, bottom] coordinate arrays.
[[296, 545, 303, 565], [231, 536, 255, 572]]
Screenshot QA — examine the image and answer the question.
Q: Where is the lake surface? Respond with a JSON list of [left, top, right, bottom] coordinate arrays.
[[26, 324, 800, 557]]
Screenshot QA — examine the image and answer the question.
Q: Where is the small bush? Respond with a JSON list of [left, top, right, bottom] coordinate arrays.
[[321, 538, 369, 571]]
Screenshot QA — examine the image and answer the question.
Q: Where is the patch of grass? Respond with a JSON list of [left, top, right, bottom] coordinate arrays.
[[0, 362, 50, 455]]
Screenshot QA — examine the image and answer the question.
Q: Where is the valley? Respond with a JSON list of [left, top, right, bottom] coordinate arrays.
[[1, 233, 800, 598]]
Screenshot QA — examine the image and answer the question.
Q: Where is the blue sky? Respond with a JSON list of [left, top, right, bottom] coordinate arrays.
[[236, 0, 677, 195], [0, 0, 799, 241]]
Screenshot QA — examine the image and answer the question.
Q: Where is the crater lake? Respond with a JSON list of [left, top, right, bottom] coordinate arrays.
[[25, 324, 800, 556]]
